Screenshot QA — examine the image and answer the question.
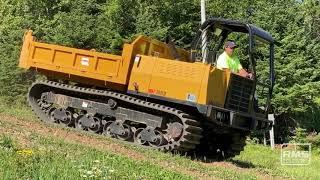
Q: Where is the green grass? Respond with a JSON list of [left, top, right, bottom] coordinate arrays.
[[1, 103, 320, 179], [234, 144, 320, 179], [0, 99, 35, 120], [119, 144, 259, 179], [0, 135, 15, 149], [0, 135, 191, 180]]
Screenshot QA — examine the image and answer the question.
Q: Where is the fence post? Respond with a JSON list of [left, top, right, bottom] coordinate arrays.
[[268, 114, 275, 150]]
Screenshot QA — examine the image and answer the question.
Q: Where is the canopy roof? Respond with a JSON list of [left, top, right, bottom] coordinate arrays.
[[201, 18, 275, 44]]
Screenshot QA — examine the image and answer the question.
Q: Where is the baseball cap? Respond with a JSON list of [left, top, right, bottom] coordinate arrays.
[[224, 41, 237, 48]]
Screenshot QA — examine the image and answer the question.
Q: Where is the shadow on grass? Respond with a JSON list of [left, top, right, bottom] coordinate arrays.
[[184, 151, 257, 167], [186, 151, 238, 163], [228, 159, 256, 168]]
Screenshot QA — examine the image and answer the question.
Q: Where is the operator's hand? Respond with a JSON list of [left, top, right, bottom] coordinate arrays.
[[246, 73, 254, 79], [239, 69, 252, 79]]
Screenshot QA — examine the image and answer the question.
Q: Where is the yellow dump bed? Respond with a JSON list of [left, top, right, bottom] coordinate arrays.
[[19, 30, 190, 89]]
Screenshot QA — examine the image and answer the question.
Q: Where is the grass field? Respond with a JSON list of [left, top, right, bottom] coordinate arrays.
[[0, 104, 319, 179]]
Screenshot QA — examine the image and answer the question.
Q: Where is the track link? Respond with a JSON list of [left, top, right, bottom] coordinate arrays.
[[28, 80, 202, 152]]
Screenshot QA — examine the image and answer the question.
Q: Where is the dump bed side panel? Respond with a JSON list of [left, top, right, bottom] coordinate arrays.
[[19, 31, 129, 86], [130, 36, 191, 62], [19, 31, 192, 89]]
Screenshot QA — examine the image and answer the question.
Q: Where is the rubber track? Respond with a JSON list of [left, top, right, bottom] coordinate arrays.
[[28, 80, 203, 152]]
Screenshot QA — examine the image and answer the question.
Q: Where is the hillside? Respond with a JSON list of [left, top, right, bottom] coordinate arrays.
[[0, 106, 319, 179]]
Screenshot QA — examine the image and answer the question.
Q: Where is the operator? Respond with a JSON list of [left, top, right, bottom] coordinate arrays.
[[217, 40, 251, 78]]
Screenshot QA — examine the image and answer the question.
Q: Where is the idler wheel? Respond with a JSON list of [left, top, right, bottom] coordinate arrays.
[[75, 114, 100, 131], [134, 128, 147, 145], [49, 108, 73, 125], [115, 124, 132, 141], [102, 121, 132, 141], [149, 130, 165, 147], [102, 121, 116, 137], [88, 117, 102, 133], [48, 107, 58, 123], [58, 109, 73, 126], [136, 127, 166, 147]]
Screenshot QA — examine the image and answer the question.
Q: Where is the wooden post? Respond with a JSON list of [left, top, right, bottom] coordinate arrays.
[[263, 133, 267, 146], [268, 114, 275, 150]]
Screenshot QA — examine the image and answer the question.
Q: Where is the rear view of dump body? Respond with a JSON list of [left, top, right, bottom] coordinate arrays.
[[19, 30, 190, 90]]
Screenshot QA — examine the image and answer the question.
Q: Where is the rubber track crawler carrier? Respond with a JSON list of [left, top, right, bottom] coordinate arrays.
[[19, 18, 275, 158]]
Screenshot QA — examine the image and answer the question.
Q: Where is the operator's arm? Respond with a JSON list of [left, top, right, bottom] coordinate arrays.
[[236, 59, 251, 78], [239, 68, 249, 78], [238, 64, 254, 79]]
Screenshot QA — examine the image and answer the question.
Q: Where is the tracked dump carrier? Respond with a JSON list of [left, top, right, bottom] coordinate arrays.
[[19, 18, 275, 158]]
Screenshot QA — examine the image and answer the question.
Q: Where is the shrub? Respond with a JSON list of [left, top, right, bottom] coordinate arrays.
[[290, 128, 308, 143], [306, 133, 320, 153]]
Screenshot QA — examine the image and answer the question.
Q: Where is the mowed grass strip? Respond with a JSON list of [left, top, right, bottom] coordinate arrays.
[[0, 134, 191, 180]]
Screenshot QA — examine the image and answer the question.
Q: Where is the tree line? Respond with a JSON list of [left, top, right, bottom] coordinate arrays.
[[0, 0, 319, 141]]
